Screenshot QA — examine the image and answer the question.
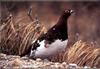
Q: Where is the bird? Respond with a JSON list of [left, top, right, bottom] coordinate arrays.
[[29, 9, 74, 59]]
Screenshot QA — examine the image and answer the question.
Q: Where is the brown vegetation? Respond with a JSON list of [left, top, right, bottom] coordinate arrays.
[[0, 13, 46, 55], [63, 40, 100, 68]]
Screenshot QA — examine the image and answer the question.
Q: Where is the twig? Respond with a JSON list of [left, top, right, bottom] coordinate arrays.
[[27, 6, 33, 21]]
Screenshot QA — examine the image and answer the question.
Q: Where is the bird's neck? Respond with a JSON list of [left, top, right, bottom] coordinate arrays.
[[57, 14, 69, 26], [57, 14, 70, 39]]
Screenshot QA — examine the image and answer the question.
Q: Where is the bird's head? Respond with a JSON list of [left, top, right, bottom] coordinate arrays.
[[62, 9, 74, 17]]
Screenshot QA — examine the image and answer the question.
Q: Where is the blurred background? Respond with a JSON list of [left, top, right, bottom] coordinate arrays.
[[0, 1, 100, 55]]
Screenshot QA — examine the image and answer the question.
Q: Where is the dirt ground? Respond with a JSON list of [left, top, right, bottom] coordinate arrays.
[[0, 53, 93, 69]]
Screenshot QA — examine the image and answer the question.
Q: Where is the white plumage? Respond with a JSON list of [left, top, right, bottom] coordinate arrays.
[[30, 39, 68, 58]]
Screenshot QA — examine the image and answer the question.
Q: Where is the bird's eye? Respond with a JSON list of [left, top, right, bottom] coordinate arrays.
[[67, 10, 70, 13]]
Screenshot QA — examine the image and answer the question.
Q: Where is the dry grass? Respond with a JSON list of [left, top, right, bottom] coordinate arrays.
[[63, 40, 100, 67], [0, 14, 46, 55], [49, 51, 65, 62]]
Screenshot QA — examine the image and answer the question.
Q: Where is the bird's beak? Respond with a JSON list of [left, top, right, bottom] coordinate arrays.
[[70, 10, 74, 13]]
